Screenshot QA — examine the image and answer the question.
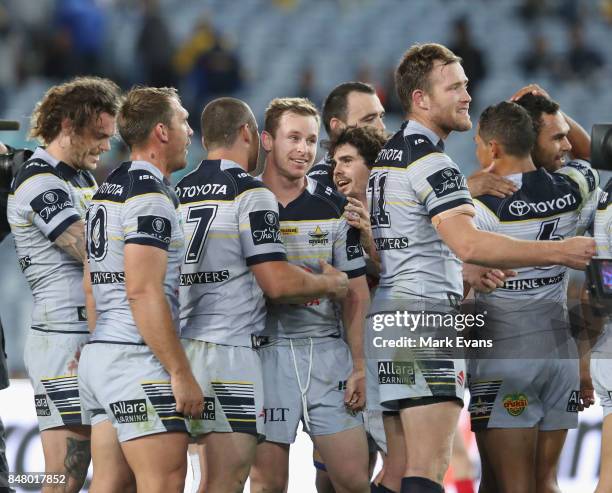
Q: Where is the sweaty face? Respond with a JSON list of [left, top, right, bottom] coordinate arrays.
[[344, 92, 386, 133], [269, 112, 318, 180], [426, 61, 472, 135], [166, 98, 193, 172], [68, 112, 116, 171], [332, 144, 370, 198], [474, 127, 492, 169], [532, 112, 571, 172]]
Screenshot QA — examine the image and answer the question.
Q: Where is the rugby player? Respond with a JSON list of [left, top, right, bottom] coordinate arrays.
[[6, 77, 120, 492], [368, 43, 595, 493], [307, 82, 385, 188], [466, 101, 598, 493], [250, 98, 370, 493], [78, 87, 203, 493], [591, 178, 612, 493], [176, 97, 349, 493]]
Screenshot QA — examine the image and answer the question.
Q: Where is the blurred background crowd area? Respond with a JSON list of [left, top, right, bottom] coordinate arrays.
[[1, 0, 612, 373]]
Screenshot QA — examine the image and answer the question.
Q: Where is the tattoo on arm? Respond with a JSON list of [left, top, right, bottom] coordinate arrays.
[[64, 437, 91, 486], [54, 220, 87, 263]]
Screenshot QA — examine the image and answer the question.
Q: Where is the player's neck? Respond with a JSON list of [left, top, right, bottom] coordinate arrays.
[[207, 148, 248, 171], [261, 160, 307, 207], [491, 155, 536, 176], [407, 113, 449, 140], [130, 148, 171, 179], [45, 139, 77, 169]]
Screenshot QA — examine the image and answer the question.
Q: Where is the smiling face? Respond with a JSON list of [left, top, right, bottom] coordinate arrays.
[[425, 61, 472, 135], [532, 111, 572, 171], [332, 143, 370, 198], [344, 91, 386, 133], [67, 112, 116, 171], [267, 111, 318, 181]]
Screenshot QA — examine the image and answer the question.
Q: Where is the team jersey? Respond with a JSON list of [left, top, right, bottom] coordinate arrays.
[[263, 176, 366, 338], [86, 161, 184, 344], [368, 120, 473, 303], [177, 159, 287, 347], [592, 178, 612, 354], [7, 147, 96, 331], [473, 162, 598, 339], [307, 154, 335, 190]]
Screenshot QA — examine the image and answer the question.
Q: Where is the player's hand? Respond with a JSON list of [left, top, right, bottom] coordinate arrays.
[[170, 369, 204, 419], [319, 259, 349, 300], [344, 367, 366, 412], [463, 263, 517, 293], [509, 83, 551, 102], [558, 237, 596, 270], [467, 167, 518, 198], [344, 197, 371, 232], [579, 374, 595, 411]]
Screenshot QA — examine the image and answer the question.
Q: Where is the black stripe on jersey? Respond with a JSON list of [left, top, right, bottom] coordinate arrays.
[[428, 198, 473, 219], [11, 157, 96, 191], [48, 214, 81, 242], [30, 188, 74, 224], [128, 168, 173, 201], [345, 266, 367, 279], [279, 180, 347, 222], [307, 163, 335, 189], [245, 252, 288, 266], [125, 236, 169, 251], [372, 128, 441, 170], [598, 178, 612, 211], [476, 169, 582, 222], [565, 160, 597, 193]]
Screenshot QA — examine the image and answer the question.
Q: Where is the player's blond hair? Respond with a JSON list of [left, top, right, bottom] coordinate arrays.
[[264, 97, 320, 137]]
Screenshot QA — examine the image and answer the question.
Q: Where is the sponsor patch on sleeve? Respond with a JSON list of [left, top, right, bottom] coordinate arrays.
[[426, 167, 468, 198], [30, 188, 73, 224], [346, 227, 364, 260], [137, 215, 172, 244], [249, 210, 282, 245]]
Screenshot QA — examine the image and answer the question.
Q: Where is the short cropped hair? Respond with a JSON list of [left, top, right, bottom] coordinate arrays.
[[395, 43, 461, 114], [29, 76, 121, 144], [328, 126, 388, 170], [264, 97, 320, 137], [201, 97, 255, 150], [514, 93, 561, 135], [321, 82, 376, 136], [118, 86, 179, 149], [478, 101, 536, 158]]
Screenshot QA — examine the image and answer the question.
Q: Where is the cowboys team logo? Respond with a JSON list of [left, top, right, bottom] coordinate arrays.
[[509, 200, 530, 217], [308, 226, 329, 245], [42, 191, 59, 205]]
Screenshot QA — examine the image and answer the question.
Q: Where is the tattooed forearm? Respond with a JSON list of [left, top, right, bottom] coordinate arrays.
[[54, 220, 87, 263], [64, 437, 91, 487]]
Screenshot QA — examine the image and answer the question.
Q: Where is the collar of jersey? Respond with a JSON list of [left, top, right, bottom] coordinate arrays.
[[278, 176, 316, 211], [402, 120, 445, 151], [130, 160, 166, 183], [33, 146, 80, 179]]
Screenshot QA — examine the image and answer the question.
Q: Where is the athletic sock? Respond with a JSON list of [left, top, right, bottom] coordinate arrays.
[[400, 476, 444, 493], [453, 478, 475, 493]]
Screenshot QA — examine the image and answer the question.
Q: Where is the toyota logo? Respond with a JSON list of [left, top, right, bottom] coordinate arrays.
[[509, 200, 530, 217]]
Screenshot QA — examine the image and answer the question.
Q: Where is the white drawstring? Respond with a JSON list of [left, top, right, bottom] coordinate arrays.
[[289, 337, 314, 431]]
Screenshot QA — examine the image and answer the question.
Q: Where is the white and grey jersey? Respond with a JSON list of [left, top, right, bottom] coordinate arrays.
[[263, 176, 366, 339], [369, 120, 473, 304], [8, 147, 96, 332], [177, 159, 287, 347], [473, 163, 598, 340], [86, 161, 184, 344], [592, 178, 612, 355]]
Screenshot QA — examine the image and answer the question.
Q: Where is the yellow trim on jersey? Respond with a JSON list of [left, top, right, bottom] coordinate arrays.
[[228, 418, 256, 422], [386, 200, 419, 207], [208, 233, 239, 239], [279, 218, 339, 224], [161, 416, 186, 421], [472, 199, 499, 223], [140, 380, 171, 385], [40, 375, 77, 381], [211, 380, 253, 385], [179, 198, 234, 205], [12, 173, 63, 194], [60, 411, 82, 415], [125, 192, 172, 204], [235, 186, 271, 201]]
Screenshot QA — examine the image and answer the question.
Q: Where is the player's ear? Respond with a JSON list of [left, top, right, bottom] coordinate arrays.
[[154, 122, 169, 143], [201, 136, 208, 151], [412, 89, 429, 111], [490, 140, 501, 160], [329, 117, 344, 134], [261, 131, 273, 152]]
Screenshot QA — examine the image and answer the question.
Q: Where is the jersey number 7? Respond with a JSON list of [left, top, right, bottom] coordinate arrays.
[[184, 204, 218, 264]]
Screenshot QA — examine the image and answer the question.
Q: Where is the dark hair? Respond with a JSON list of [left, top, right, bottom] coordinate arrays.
[[264, 97, 320, 137], [30, 76, 121, 144], [201, 97, 255, 150], [328, 126, 387, 170], [514, 93, 560, 135], [321, 82, 376, 136], [478, 101, 536, 158], [118, 86, 179, 149], [395, 43, 461, 114]]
